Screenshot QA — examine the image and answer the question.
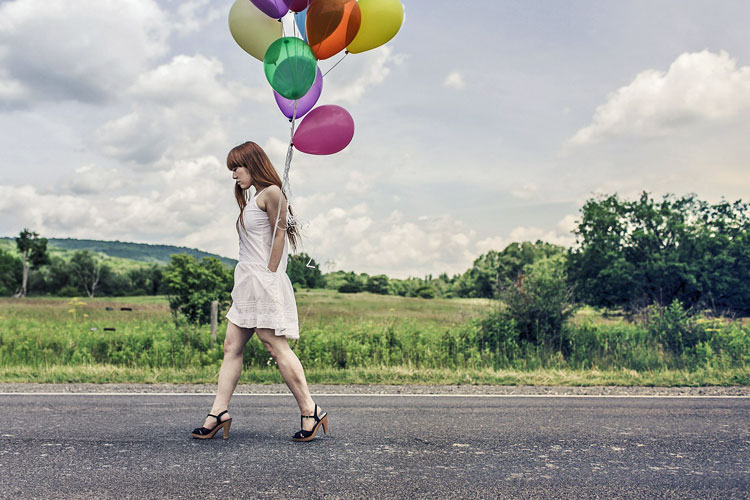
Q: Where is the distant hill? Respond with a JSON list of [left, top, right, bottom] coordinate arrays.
[[0, 237, 237, 268]]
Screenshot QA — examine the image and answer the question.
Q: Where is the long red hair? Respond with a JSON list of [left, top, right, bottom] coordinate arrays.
[[226, 141, 299, 252]]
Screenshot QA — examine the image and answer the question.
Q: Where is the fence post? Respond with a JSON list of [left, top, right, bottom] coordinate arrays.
[[210, 300, 218, 341]]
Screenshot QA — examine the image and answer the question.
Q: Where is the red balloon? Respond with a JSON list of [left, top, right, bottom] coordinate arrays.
[[289, 0, 309, 12], [306, 0, 361, 60]]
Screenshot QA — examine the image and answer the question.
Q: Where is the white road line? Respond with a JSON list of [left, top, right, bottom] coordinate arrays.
[[0, 392, 747, 398]]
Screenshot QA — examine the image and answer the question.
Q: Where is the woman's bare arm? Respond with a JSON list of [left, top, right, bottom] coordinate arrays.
[[261, 185, 287, 272]]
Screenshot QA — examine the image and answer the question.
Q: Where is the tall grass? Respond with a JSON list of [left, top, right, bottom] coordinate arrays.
[[0, 291, 748, 385]]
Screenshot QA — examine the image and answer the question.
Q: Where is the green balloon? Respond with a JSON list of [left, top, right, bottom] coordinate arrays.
[[264, 37, 318, 101]]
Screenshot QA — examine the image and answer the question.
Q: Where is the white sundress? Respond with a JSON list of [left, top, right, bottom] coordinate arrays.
[[225, 187, 299, 339]]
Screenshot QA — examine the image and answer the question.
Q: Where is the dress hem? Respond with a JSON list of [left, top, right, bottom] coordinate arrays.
[[225, 312, 299, 339]]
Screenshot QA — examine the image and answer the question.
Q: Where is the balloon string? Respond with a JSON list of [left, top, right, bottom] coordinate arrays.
[[323, 51, 349, 78], [268, 100, 298, 269]]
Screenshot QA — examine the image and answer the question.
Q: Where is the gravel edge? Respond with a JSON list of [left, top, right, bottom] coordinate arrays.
[[1, 383, 748, 396]]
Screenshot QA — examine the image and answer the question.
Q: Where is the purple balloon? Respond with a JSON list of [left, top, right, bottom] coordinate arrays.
[[293, 105, 355, 155], [250, 0, 292, 19], [274, 67, 322, 119]]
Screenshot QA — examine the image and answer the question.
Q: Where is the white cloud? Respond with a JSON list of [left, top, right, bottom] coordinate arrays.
[[95, 112, 168, 164], [61, 164, 127, 195], [0, 0, 169, 106], [263, 137, 291, 162], [325, 46, 406, 104], [296, 204, 567, 278], [511, 181, 539, 200], [172, 0, 223, 36], [95, 54, 257, 167], [570, 50, 750, 145], [0, 156, 240, 255], [130, 54, 247, 108], [345, 171, 374, 194], [507, 215, 578, 249], [444, 71, 466, 90]]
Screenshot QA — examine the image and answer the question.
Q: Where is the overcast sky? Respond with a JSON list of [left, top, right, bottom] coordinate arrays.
[[1, 0, 749, 278]]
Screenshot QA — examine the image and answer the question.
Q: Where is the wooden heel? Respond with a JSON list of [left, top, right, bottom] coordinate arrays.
[[191, 410, 232, 440], [292, 404, 329, 441]]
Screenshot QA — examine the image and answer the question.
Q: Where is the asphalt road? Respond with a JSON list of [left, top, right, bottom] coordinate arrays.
[[0, 393, 748, 499]]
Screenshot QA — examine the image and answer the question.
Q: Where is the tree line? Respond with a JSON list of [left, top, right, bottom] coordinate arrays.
[[2, 192, 748, 320], [0, 230, 165, 298]]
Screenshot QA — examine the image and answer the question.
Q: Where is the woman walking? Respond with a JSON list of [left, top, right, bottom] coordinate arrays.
[[191, 141, 328, 442]]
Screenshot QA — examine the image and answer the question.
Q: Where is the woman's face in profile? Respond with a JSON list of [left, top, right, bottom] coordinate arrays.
[[232, 165, 252, 190]]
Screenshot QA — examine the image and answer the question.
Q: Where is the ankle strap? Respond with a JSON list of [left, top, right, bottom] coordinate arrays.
[[208, 409, 229, 422], [301, 403, 319, 420]]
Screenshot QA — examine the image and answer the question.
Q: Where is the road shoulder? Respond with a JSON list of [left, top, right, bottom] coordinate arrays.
[[1, 383, 748, 396]]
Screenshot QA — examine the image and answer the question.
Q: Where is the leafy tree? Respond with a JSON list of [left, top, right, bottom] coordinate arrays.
[[337, 272, 363, 293], [568, 192, 750, 314], [0, 249, 22, 296], [452, 241, 566, 299], [14, 228, 50, 297], [364, 274, 389, 294], [323, 270, 352, 290], [452, 250, 500, 298], [286, 253, 325, 288], [163, 254, 233, 325], [415, 285, 436, 299], [388, 278, 408, 296], [126, 264, 164, 295], [496, 241, 567, 286], [69, 250, 103, 298], [38, 255, 74, 295], [97, 265, 132, 296]]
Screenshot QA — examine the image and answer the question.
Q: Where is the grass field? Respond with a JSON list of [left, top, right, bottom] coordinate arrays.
[[0, 291, 747, 386]]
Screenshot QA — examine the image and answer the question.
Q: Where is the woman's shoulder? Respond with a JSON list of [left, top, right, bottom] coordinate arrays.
[[260, 184, 282, 196], [256, 184, 282, 210]]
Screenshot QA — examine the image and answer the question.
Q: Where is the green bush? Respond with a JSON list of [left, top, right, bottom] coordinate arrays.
[[57, 285, 81, 297], [0, 249, 22, 296], [163, 254, 233, 325], [647, 299, 707, 355], [365, 275, 389, 294], [477, 313, 521, 367], [500, 254, 577, 353], [337, 282, 361, 293], [415, 286, 435, 299], [337, 273, 363, 293]]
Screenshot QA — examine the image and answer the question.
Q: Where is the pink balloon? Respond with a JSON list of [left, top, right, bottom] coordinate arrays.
[[250, 0, 292, 19], [289, 0, 309, 12], [293, 105, 355, 155]]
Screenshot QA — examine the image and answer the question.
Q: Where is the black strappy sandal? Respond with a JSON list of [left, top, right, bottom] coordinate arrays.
[[292, 403, 328, 442], [191, 410, 232, 440]]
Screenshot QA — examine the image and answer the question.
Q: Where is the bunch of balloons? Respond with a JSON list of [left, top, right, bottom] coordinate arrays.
[[228, 0, 405, 156]]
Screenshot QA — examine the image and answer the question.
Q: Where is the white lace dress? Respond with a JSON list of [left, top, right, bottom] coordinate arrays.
[[225, 187, 299, 339]]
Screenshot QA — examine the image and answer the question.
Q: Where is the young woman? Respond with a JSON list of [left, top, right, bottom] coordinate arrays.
[[191, 141, 328, 442]]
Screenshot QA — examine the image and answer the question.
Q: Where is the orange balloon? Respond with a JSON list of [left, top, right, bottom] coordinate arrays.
[[306, 0, 361, 60]]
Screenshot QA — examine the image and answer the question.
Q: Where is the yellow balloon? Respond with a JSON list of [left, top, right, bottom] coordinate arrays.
[[228, 0, 282, 62], [346, 0, 404, 54]]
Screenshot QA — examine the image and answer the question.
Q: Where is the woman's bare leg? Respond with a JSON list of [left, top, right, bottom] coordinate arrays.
[[202, 321, 254, 428], [254, 327, 321, 431]]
